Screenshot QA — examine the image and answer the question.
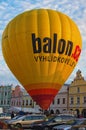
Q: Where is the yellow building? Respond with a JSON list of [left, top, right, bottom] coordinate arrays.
[[69, 70, 86, 117]]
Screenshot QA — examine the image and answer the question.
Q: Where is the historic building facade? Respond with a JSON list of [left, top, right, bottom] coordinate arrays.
[[11, 85, 69, 114], [1, 69, 86, 116], [11, 85, 40, 113], [0, 85, 12, 112], [11, 85, 23, 108], [50, 84, 69, 114], [69, 70, 86, 117]]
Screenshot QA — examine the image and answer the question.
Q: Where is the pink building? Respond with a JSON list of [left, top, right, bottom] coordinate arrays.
[[10, 85, 40, 113], [11, 85, 23, 108]]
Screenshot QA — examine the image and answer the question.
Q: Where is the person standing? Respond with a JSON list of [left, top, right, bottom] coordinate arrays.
[[11, 111, 14, 119]]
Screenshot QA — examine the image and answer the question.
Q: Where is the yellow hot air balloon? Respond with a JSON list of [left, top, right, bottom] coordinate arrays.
[[2, 9, 82, 110]]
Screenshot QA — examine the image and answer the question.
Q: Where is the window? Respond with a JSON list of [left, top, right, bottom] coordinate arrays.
[[30, 100, 32, 105], [24, 116, 32, 120], [26, 100, 28, 106], [63, 98, 65, 104], [13, 101, 15, 106], [17, 101, 18, 105], [57, 99, 60, 104], [54, 116, 62, 122], [70, 97, 73, 104], [4, 100, 6, 104], [22, 100, 24, 106], [84, 97, 86, 104], [77, 97, 80, 104], [7, 100, 10, 105], [31, 116, 45, 120], [77, 87, 80, 93], [1, 100, 3, 105], [5, 92, 7, 96]]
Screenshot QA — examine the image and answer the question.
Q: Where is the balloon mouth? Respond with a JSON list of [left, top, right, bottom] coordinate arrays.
[[28, 88, 59, 110]]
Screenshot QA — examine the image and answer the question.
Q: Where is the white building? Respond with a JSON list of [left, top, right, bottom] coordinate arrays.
[[50, 84, 69, 114]]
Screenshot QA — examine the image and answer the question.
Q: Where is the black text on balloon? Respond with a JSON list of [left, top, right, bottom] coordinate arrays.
[[32, 33, 73, 56]]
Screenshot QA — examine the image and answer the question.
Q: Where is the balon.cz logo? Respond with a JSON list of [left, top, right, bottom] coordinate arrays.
[[32, 33, 81, 62]]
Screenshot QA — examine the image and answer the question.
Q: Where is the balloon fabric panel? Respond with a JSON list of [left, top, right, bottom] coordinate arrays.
[[2, 9, 82, 110]]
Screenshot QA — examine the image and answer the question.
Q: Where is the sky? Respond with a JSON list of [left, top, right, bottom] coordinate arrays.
[[0, 0, 86, 87]]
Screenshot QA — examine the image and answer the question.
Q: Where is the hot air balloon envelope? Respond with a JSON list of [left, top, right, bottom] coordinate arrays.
[[2, 9, 82, 110]]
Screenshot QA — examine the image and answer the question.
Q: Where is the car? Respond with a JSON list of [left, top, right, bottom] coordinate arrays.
[[52, 124, 72, 130], [52, 118, 86, 130], [6, 114, 46, 129], [0, 113, 11, 121], [4, 115, 23, 124], [71, 118, 86, 130], [52, 119, 76, 130], [29, 114, 76, 130]]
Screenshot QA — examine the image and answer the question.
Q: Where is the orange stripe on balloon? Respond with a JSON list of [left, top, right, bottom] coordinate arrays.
[[28, 88, 59, 110], [28, 88, 58, 96], [32, 94, 57, 110], [25, 83, 62, 110], [24, 83, 62, 90]]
